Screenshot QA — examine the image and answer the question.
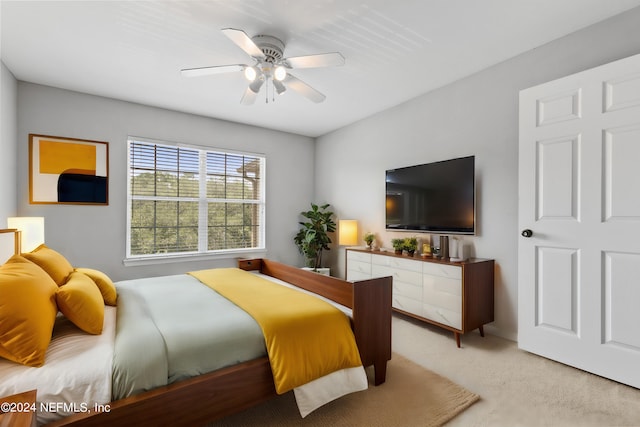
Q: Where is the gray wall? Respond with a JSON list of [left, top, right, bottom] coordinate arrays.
[[315, 7, 640, 340], [16, 83, 315, 280], [0, 61, 17, 224]]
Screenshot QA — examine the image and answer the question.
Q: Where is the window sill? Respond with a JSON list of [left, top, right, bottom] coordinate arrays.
[[122, 249, 268, 267]]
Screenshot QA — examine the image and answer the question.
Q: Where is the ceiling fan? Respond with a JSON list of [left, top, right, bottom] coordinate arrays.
[[181, 28, 345, 105]]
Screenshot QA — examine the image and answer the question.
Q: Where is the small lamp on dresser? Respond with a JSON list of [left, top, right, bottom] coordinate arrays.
[[338, 220, 358, 246]]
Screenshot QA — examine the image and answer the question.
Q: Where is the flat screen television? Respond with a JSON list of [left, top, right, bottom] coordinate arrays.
[[385, 156, 475, 235]]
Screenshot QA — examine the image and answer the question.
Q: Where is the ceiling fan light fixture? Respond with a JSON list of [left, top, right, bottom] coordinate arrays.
[[249, 77, 264, 93], [273, 65, 287, 81], [244, 66, 258, 81], [273, 79, 286, 94], [184, 28, 343, 104]]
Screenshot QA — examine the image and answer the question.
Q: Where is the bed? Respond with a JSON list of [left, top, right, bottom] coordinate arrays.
[[0, 233, 392, 427]]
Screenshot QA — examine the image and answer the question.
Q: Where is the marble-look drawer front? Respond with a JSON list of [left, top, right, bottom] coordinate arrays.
[[372, 253, 422, 273], [347, 250, 372, 263], [372, 264, 422, 287], [422, 262, 462, 279]]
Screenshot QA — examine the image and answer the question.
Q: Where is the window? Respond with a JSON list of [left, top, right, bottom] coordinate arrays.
[[126, 138, 265, 260]]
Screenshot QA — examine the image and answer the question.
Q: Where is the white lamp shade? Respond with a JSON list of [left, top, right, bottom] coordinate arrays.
[[8, 217, 45, 252], [338, 220, 358, 246]]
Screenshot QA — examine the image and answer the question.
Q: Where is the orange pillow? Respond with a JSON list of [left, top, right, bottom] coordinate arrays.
[[75, 268, 117, 306], [0, 255, 58, 367], [56, 271, 104, 335], [23, 244, 74, 286]]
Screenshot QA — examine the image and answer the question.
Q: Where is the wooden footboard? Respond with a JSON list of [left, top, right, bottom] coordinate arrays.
[[48, 357, 276, 426], [47, 259, 392, 426]]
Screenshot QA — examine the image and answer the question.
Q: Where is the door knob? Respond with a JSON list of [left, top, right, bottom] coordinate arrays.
[[521, 229, 533, 238]]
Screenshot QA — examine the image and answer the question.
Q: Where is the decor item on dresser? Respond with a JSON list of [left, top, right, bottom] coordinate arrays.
[[391, 238, 405, 255], [294, 203, 336, 270], [439, 235, 449, 259], [421, 240, 432, 258], [0, 230, 392, 426], [346, 248, 494, 348], [363, 232, 375, 250], [29, 134, 109, 205], [449, 238, 469, 262], [338, 220, 358, 246], [403, 237, 418, 256]]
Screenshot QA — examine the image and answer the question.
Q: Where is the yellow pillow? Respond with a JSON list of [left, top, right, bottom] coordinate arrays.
[[56, 271, 104, 335], [23, 244, 74, 286], [0, 255, 58, 367], [75, 267, 117, 306]]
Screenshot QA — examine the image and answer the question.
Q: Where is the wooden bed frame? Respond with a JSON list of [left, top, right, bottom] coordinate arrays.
[[46, 258, 392, 426]]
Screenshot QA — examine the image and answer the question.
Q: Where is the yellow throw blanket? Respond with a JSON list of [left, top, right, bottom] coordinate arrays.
[[188, 268, 362, 394]]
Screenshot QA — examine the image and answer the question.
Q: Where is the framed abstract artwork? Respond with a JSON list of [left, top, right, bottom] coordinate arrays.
[[29, 134, 109, 205]]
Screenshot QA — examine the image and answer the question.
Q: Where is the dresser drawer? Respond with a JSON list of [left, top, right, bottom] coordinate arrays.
[[347, 250, 372, 263], [394, 280, 422, 300], [348, 259, 371, 276], [423, 286, 461, 313], [422, 274, 461, 297], [422, 262, 462, 279], [347, 270, 372, 281], [393, 294, 422, 315], [422, 303, 462, 329], [372, 264, 422, 287], [372, 253, 422, 273]]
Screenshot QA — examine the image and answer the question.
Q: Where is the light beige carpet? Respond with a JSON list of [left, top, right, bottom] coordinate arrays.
[[208, 354, 479, 427]]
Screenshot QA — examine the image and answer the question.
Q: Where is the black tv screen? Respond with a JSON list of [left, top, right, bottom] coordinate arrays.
[[385, 156, 475, 234]]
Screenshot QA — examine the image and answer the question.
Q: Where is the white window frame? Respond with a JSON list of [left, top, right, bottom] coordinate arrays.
[[124, 137, 266, 266]]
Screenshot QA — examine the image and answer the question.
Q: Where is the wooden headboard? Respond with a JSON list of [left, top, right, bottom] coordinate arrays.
[[0, 228, 20, 264]]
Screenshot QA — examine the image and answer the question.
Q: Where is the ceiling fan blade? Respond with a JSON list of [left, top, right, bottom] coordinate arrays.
[[285, 52, 345, 69], [221, 28, 265, 60], [181, 64, 244, 77], [284, 74, 326, 103], [240, 87, 258, 105]]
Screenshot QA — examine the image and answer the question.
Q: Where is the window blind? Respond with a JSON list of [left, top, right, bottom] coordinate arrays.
[[127, 139, 265, 258]]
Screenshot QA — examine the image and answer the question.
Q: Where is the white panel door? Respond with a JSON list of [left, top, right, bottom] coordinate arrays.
[[519, 53, 640, 389]]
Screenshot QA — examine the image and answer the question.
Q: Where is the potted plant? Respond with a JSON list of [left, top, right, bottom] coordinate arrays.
[[391, 238, 405, 255], [364, 232, 375, 250], [294, 203, 336, 271], [404, 237, 418, 257]]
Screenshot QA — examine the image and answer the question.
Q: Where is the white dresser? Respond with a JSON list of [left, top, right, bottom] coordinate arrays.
[[346, 248, 494, 347]]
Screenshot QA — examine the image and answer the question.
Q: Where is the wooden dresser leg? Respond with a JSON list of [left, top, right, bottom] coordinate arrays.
[[454, 332, 461, 348], [374, 359, 387, 385], [479, 325, 485, 337]]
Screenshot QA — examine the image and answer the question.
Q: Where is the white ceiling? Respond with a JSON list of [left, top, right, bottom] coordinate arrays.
[[3, 1, 640, 137]]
